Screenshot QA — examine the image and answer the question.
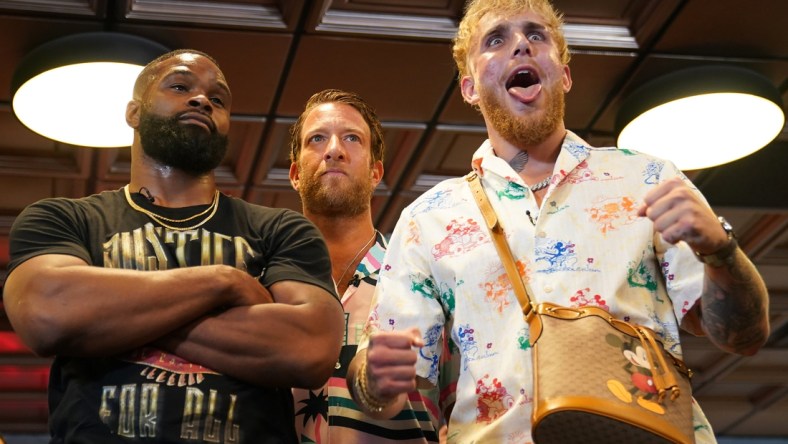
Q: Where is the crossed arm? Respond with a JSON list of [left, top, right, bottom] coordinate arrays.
[[3, 253, 344, 388]]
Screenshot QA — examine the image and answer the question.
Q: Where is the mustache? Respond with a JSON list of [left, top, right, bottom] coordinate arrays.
[[177, 111, 216, 132]]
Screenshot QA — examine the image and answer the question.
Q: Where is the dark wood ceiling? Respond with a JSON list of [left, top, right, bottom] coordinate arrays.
[[0, 0, 786, 438]]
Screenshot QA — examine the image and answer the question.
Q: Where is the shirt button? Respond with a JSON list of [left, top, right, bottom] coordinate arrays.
[[544, 285, 553, 293], [537, 231, 547, 238]]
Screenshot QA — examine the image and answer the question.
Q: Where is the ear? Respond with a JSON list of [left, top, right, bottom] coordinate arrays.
[[288, 162, 300, 191], [460, 75, 480, 105], [562, 64, 573, 93], [126, 100, 141, 129], [370, 160, 384, 188]]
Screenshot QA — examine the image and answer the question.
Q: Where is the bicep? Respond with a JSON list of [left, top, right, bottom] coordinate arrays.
[[268, 279, 338, 306], [4, 254, 89, 306], [3, 254, 91, 354]]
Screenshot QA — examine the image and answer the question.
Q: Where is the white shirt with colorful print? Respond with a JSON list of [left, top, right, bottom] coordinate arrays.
[[362, 132, 717, 443]]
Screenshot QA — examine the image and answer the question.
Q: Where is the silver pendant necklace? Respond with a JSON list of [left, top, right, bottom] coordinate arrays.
[[336, 230, 378, 289]]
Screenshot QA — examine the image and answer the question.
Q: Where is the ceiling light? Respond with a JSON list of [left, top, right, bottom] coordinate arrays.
[[616, 65, 784, 170], [11, 32, 169, 148]]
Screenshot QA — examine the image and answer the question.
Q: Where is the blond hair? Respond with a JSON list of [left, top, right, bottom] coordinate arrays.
[[452, 0, 570, 80]]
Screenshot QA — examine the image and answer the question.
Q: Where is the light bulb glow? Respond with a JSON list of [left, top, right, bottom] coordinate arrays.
[[617, 93, 785, 170], [12, 62, 143, 148]]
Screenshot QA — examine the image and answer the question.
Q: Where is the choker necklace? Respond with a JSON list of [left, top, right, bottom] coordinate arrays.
[[529, 175, 551, 192], [336, 230, 378, 289], [123, 185, 220, 231]]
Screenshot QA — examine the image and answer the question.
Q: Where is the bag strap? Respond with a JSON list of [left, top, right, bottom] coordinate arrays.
[[467, 172, 686, 398], [466, 172, 533, 317]]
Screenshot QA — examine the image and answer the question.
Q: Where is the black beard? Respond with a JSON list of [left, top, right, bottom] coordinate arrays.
[[297, 164, 374, 218], [138, 111, 229, 177]]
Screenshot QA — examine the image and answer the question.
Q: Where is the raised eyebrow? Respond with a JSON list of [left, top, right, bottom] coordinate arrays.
[[482, 23, 508, 43], [523, 21, 548, 35]]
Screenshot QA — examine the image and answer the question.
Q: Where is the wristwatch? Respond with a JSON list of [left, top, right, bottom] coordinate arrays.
[[694, 216, 738, 267]]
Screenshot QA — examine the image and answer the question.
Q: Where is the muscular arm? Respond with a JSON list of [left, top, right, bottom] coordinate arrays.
[[154, 280, 344, 389], [2, 254, 269, 358]]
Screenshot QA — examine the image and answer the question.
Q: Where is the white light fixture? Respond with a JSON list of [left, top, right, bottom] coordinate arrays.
[[11, 32, 169, 148], [616, 66, 785, 170]]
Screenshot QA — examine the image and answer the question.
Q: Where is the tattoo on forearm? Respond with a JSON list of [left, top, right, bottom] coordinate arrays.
[[508, 151, 529, 172], [701, 250, 768, 353]]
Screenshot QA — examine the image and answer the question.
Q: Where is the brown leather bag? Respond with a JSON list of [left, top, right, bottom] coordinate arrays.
[[467, 172, 695, 444]]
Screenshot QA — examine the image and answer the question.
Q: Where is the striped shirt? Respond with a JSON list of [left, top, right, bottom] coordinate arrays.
[[293, 231, 448, 443]]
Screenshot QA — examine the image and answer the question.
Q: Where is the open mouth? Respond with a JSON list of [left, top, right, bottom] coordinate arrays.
[[506, 69, 540, 90]]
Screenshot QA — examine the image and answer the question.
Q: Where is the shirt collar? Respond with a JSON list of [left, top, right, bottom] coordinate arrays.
[[471, 131, 593, 190]]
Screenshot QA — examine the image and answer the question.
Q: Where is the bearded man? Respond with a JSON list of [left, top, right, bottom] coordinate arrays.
[[346, 0, 770, 443], [289, 89, 453, 443], [4, 49, 343, 443]]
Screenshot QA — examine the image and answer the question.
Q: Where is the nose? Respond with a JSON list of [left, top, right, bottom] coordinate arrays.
[[324, 136, 346, 161], [188, 94, 213, 113], [512, 33, 532, 57]]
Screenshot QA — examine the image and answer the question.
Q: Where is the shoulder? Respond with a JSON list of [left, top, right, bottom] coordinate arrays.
[[224, 195, 310, 224], [565, 131, 677, 167], [579, 145, 683, 178], [17, 189, 123, 220], [222, 196, 324, 245], [402, 176, 471, 217]]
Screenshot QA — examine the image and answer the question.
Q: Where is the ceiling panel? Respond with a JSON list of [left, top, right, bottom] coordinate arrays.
[[653, 0, 788, 59], [0, 0, 786, 438], [277, 35, 456, 120]]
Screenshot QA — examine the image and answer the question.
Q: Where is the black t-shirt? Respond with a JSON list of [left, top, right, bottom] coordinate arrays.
[[6, 189, 337, 443]]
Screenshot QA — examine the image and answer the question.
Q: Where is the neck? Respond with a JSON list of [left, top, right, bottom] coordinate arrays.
[[129, 173, 217, 208], [489, 126, 567, 169], [129, 142, 217, 207], [305, 211, 377, 291], [488, 127, 567, 208], [309, 212, 376, 253]]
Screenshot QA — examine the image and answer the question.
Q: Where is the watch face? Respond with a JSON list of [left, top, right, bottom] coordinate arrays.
[[718, 216, 735, 237]]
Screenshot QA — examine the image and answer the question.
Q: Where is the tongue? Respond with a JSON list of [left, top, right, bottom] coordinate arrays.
[[509, 84, 542, 103]]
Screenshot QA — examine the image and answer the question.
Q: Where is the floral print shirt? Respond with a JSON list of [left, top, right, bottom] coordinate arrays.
[[362, 132, 716, 443]]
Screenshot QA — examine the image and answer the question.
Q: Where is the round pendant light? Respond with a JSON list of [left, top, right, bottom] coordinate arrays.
[[616, 65, 784, 170], [11, 32, 169, 148]]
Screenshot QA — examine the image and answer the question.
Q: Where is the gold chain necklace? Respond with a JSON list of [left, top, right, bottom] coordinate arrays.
[[336, 230, 378, 288], [123, 185, 221, 231]]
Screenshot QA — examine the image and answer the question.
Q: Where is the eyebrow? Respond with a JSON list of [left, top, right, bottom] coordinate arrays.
[[303, 124, 369, 140], [482, 20, 548, 41], [163, 68, 232, 98], [523, 21, 549, 38], [305, 126, 367, 137], [482, 23, 508, 42], [524, 21, 547, 32]]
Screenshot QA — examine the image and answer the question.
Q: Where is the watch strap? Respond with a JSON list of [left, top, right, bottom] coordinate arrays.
[[695, 217, 738, 267]]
